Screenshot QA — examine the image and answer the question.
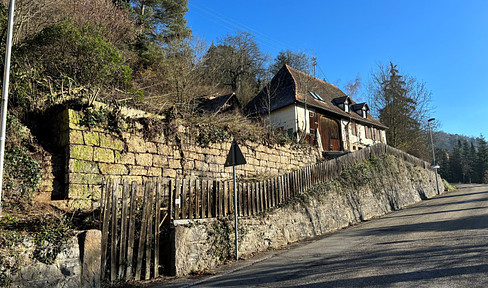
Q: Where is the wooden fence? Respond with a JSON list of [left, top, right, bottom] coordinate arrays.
[[100, 180, 171, 282], [170, 143, 432, 219], [99, 143, 431, 282]]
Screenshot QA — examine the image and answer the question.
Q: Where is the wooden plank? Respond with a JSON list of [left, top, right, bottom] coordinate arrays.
[[207, 180, 212, 218], [174, 179, 180, 220], [217, 181, 223, 217], [110, 181, 119, 282], [135, 183, 150, 280], [246, 182, 252, 216], [154, 180, 161, 278], [145, 182, 154, 280], [201, 180, 207, 218], [250, 182, 255, 216], [118, 180, 129, 279], [167, 179, 173, 220], [223, 181, 229, 217], [100, 180, 112, 281], [195, 180, 200, 219], [126, 182, 138, 280], [181, 179, 188, 219], [188, 179, 194, 219], [258, 181, 264, 213], [99, 178, 106, 230], [238, 183, 243, 217]]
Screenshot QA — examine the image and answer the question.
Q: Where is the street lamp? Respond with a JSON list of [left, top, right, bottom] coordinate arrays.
[[428, 118, 440, 194]]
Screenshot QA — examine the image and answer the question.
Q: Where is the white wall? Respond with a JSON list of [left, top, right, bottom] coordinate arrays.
[[267, 105, 297, 132]]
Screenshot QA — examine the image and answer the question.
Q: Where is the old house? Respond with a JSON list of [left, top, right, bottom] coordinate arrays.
[[196, 93, 241, 114], [245, 65, 387, 152]]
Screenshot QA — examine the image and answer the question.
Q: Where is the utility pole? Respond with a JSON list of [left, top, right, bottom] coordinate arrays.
[[0, 0, 15, 219]]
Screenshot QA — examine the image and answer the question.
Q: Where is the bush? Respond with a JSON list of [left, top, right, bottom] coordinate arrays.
[[12, 20, 132, 111], [3, 115, 41, 202]]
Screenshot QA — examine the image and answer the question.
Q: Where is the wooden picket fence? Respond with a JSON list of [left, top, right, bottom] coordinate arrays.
[[99, 143, 431, 282], [170, 143, 432, 219], [100, 180, 171, 282]]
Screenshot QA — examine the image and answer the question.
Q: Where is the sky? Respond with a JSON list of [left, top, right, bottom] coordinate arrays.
[[186, 0, 488, 139]]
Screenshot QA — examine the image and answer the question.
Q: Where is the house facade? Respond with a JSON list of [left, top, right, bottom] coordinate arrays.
[[245, 65, 387, 152]]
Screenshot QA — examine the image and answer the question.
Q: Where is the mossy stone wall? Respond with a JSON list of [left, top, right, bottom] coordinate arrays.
[[57, 109, 322, 210]]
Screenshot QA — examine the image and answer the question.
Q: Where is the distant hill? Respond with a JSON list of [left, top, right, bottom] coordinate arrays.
[[434, 131, 479, 151]]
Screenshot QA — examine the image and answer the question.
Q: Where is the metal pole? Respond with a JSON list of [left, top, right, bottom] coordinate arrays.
[[0, 0, 15, 219], [232, 142, 239, 260], [428, 118, 440, 195]]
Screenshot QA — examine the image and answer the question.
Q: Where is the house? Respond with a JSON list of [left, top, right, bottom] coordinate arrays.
[[245, 65, 387, 152], [196, 93, 241, 115]]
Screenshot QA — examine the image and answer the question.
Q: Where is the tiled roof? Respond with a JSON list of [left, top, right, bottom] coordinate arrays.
[[245, 65, 387, 129], [197, 93, 241, 114]]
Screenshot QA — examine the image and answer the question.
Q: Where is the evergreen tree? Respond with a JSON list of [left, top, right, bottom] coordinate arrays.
[[437, 147, 451, 181], [378, 63, 418, 149], [269, 49, 312, 76], [124, 0, 191, 44], [449, 140, 463, 183], [477, 136, 488, 183]]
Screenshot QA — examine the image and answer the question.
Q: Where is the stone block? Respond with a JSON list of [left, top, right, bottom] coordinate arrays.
[[115, 151, 135, 165], [163, 168, 177, 178], [147, 167, 162, 176], [99, 163, 128, 175], [70, 173, 104, 185], [99, 133, 113, 148], [68, 109, 83, 130], [127, 136, 146, 153], [157, 144, 172, 155], [136, 153, 153, 166], [70, 145, 93, 161], [69, 159, 99, 174], [80, 230, 101, 288], [112, 138, 125, 151], [70, 130, 85, 145], [84, 131, 100, 146], [168, 159, 182, 169], [146, 142, 157, 153], [94, 147, 115, 163], [194, 160, 208, 171], [153, 154, 168, 167], [129, 166, 147, 176], [68, 184, 93, 199]]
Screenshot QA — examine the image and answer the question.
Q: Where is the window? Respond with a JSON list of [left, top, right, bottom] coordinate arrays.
[[309, 91, 324, 101], [345, 103, 349, 112], [352, 121, 358, 136], [362, 109, 367, 118]]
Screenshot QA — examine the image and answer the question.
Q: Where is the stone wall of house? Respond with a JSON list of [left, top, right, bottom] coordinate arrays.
[[5, 230, 101, 288], [171, 155, 444, 276], [55, 109, 322, 211]]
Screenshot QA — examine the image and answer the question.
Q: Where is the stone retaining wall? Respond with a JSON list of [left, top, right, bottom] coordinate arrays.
[[171, 155, 444, 276], [8, 230, 101, 288], [56, 109, 322, 210]]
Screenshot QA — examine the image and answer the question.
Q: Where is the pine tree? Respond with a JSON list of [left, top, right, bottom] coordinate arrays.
[[477, 136, 488, 183], [449, 140, 463, 183], [378, 63, 418, 149]]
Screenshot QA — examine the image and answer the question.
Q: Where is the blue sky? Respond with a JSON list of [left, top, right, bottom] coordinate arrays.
[[187, 0, 488, 138]]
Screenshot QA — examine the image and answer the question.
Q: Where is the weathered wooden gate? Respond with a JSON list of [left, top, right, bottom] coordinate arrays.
[[100, 179, 172, 282]]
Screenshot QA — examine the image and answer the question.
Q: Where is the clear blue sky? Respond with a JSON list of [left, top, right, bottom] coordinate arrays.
[[186, 0, 488, 138]]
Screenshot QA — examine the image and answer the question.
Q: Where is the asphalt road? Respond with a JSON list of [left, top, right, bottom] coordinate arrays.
[[156, 184, 488, 288]]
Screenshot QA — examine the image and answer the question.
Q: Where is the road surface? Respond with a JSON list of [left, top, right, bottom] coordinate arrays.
[[157, 184, 488, 288]]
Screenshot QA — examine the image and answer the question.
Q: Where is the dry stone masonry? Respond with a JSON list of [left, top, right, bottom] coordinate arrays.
[[57, 108, 321, 211]]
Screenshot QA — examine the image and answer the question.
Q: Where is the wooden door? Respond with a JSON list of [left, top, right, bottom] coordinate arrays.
[[318, 116, 341, 151]]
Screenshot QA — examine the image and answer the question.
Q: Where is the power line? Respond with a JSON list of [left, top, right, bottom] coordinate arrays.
[[189, 3, 295, 51]]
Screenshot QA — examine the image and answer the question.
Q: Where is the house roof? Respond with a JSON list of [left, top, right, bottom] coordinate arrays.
[[245, 65, 387, 129], [197, 93, 241, 114]]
